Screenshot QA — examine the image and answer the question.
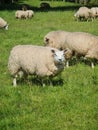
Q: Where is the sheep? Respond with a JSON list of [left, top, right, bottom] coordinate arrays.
[[26, 10, 34, 18], [0, 17, 8, 30], [44, 30, 71, 67], [90, 7, 97, 19], [74, 7, 93, 21], [44, 30, 70, 49], [96, 7, 98, 17], [44, 30, 98, 68], [8, 45, 65, 86], [15, 10, 34, 19], [63, 32, 98, 68], [15, 10, 28, 19]]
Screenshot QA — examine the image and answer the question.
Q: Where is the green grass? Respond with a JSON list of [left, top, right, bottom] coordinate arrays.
[[0, 0, 98, 130]]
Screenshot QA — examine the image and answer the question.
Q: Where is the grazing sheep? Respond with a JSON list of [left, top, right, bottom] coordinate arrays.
[[96, 7, 98, 17], [8, 45, 65, 86], [64, 32, 98, 68], [44, 30, 70, 67], [74, 7, 93, 21], [44, 30, 98, 68], [15, 10, 28, 19], [0, 17, 8, 30], [26, 10, 34, 18], [90, 7, 97, 19], [44, 30, 70, 49]]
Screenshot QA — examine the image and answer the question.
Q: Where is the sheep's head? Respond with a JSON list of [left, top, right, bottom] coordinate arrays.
[[44, 37, 59, 49], [51, 49, 65, 64]]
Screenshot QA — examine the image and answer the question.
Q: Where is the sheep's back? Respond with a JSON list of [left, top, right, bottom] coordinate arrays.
[[15, 10, 28, 18], [0, 17, 7, 27], [8, 45, 59, 76], [77, 7, 91, 17], [10, 45, 54, 63], [65, 32, 98, 54]]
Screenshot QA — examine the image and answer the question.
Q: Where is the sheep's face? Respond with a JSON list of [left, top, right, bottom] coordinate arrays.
[[51, 49, 65, 64], [74, 13, 77, 17]]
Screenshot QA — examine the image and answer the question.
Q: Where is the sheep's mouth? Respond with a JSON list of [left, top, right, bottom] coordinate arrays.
[[56, 61, 65, 65]]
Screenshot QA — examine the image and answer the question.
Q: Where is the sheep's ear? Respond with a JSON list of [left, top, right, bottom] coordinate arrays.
[[45, 37, 49, 44], [45, 38, 49, 46], [63, 49, 68, 53], [46, 38, 49, 42], [64, 48, 70, 53]]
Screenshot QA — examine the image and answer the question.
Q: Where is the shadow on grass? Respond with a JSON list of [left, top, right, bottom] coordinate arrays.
[[68, 56, 98, 68], [31, 76, 64, 86], [0, 0, 98, 12], [16, 75, 64, 87], [0, 2, 81, 11]]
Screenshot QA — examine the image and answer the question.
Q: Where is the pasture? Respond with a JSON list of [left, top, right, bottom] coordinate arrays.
[[0, 0, 98, 130]]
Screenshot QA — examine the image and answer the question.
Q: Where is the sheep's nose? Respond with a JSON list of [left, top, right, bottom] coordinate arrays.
[[59, 59, 62, 62]]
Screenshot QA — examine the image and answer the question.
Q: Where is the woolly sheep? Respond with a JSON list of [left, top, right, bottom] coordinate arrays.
[[44, 30, 70, 49], [26, 10, 34, 18], [44, 30, 71, 67], [90, 7, 97, 18], [44, 31, 98, 68], [15, 10, 28, 19], [0, 17, 8, 30], [8, 45, 65, 86], [74, 7, 93, 21], [63, 32, 98, 68], [96, 7, 98, 16]]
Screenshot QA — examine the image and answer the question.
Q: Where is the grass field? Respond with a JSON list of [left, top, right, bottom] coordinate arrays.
[[0, 0, 98, 130]]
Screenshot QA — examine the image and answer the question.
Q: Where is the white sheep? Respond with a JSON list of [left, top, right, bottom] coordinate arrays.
[[44, 30, 70, 67], [64, 32, 98, 68], [15, 10, 28, 19], [90, 7, 97, 19], [0, 17, 8, 30], [44, 31, 98, 68], [26, 10, 34, 18], [44, 30, 69, 49], [8, 45, 65, 86], [96, 7, 98, 16], [74, 7, 93, 21]]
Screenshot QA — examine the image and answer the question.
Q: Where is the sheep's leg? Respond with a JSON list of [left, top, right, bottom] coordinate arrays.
[[42, 83, 46, 87], [36, 76, 46, 87], [91, 62, 94, 69], [13, 75, 18, 87], [85, 53, 95, 68], [41, 77, 53, 87], [48, 77, 53, 86], [91, 17, 94, 22], [84, 57, 95, 68], [66, 60, 69, 68], [41, 78, 46, 87]]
